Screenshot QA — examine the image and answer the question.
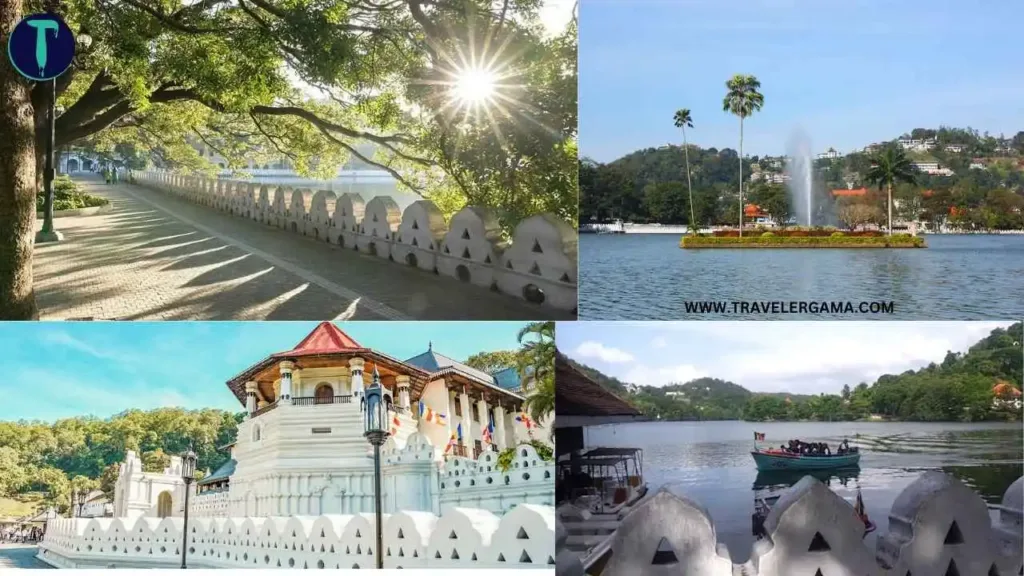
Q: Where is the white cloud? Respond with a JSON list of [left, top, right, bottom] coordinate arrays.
[[651, 336, 668, 348], [622, 364, 707, 387], [575, 341, 635, 363]]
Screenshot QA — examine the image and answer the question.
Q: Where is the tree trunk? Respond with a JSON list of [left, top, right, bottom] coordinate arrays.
[[887, 181, 893, 236], [683, 129, 695, 235], [0, 0, 40, 319], [738, 117, 744, 237]]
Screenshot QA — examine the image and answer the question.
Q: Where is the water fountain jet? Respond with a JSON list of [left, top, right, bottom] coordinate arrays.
[[785, 129, 814, 227]]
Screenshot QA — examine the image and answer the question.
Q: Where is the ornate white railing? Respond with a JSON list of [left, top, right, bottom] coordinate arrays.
[[556, 472, 1023, 576], [130, 171, 577, 312], [40, 504, 554, 569]]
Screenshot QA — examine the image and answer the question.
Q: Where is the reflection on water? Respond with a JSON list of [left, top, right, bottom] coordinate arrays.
[[585, 421, 1023, 561], [578, 234, 1024, 319]]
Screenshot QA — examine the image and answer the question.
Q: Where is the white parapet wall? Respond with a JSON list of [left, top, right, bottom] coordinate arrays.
[[39, 504, 555, 569], [130, 171, 577, 312], [557, 472, 1023, 576]]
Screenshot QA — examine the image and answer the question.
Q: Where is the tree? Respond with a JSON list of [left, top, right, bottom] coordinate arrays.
[[0, 0, 38, 319], [99, 463, 120, 502], [0, 446, 28, 496], [841, 384, 851, 401], [0, 0, 577, 318], [516, 321, 554, 425], [673, 108, 697, 231], [722, 74, 764, 237], [464, 350, 518, 373], [70, 475, 100, 517], [865, 144, 918, 235]]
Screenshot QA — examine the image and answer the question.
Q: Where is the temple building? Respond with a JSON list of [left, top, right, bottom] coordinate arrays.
[[116, 322, 553, 520]]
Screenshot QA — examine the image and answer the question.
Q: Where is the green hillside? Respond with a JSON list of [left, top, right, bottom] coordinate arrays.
[[0, 408, 242, 514], [581, 126, 1024, 229], [568, 322, 1023, 423]]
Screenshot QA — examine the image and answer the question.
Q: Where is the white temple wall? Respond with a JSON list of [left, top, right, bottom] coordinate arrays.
[[39, 504, 555, 569], [130, 171, 577, 311]]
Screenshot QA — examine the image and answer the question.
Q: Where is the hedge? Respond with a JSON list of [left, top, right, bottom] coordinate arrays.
[[36, 176, 110, 211]]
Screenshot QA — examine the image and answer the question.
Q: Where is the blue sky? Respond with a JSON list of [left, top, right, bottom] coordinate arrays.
[[0, 322, 529, 422], [580, 0, 1024, 162], [557, 321, 1013, 394]]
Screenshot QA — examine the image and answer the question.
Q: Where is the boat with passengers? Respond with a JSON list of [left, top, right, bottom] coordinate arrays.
[[751, 433, 861, 471]]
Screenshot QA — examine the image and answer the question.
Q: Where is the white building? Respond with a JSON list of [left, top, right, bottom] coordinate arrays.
[[913, 161, 955, 176], [944, 144, 964, 153], [816, 147, 841, 160], [77, 491, 113, 519], [898, 138, 937, 152], [123, 322, 552, 520], [40, 322, 555, 570]]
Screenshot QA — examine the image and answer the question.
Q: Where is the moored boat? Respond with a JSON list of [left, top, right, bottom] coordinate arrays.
[[751, 449, 861, 471]]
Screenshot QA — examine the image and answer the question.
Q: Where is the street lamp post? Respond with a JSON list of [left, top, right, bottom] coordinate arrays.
[[363, 366, 390, 570], [34, 28, 90, 243], [179, 448, 197, 570]]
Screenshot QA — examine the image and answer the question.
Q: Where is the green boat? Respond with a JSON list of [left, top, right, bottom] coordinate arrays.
[[751, 449, 861, 471]]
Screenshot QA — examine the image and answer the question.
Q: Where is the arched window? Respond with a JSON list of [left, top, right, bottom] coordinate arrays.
[[315, 383, 334, 405], [156, 491, 173, 518]]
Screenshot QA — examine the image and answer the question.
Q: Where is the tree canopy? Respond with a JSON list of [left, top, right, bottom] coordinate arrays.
[[0, 407, 241, 513]]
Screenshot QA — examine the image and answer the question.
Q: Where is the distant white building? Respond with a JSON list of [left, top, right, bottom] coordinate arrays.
[[898, 138, 937, 152], [913, 161, 955, 176], [77, 491, 113, 519], [816, 148, 841, 160], [970, 160, 987, 170], [944, 144, 964, 153]]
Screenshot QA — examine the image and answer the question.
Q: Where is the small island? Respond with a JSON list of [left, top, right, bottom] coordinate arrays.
[[680, 227, 926, 249]]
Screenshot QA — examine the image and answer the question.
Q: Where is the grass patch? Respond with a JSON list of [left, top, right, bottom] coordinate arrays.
[[37, 175, 110, 212], [0, 493, 46, 518], [681, 234, 926, 249]]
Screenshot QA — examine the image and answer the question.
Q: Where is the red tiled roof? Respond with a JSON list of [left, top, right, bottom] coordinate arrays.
[[744, 203, 765, 217], [272, 322, 364, 358], [556, 351, 641, 417], [832, 188, 868, 197]]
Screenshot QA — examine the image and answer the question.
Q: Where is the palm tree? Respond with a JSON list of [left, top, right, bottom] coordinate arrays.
[[722, 74, 765, 237], [516, 321, 555, 425], [865, 144, 917, 235], [673, 109, 697, 233]]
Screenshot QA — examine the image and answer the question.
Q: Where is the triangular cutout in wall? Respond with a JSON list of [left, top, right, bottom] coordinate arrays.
[[808, 532, 831, 552], [651, 537, 678, 565], [944, 521, 964, 545]]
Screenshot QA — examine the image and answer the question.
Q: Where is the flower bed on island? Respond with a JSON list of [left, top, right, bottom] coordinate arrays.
[[681, 231, 926, 248]]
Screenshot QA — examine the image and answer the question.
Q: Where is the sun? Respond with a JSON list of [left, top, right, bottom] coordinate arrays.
[[451, 66, 499, 105]]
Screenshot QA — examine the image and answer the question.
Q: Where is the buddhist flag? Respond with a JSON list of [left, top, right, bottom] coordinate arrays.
[[456, 423, 463, 441], [516, 412, 534, 429], [482, 422, 493, 445], [754, 432, 766, 441], [434, 412, 447, 425], [390, 415, 401, 436], [444, 432, 457, 454]]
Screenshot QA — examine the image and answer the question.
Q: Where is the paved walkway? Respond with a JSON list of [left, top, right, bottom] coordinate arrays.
[[33, 176, 572, 320], [0, 544, 52, 569]]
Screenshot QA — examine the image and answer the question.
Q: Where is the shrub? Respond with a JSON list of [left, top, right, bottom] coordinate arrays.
[[496, 440, 553, 472], [761, 232, 775, 238], [37, 176, 110, 211], [831, 232, 845, 237]]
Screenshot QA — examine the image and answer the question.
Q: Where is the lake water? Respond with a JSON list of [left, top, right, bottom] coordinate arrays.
[[583, 420, 1023, 562], [578, 234, 1024, 319]]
